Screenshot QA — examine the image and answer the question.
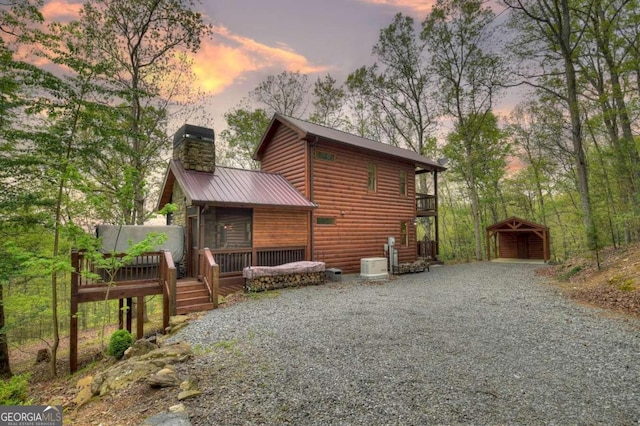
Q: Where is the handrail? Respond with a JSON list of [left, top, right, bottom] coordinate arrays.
[[199, 248, 219, 309], [160, 250, 177, 322]]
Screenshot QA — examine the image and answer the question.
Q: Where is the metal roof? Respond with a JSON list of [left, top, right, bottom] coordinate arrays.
[[254, 113, 447, 172], [166, 160, 316, 209]]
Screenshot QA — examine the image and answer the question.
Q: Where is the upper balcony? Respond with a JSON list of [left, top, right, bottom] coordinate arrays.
[[416, 193, 437, 217]]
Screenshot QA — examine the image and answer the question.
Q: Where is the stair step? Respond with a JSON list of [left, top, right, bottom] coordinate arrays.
[[177, 283, 207, 292], [177, 302, 214, 315], [177, 294, 210, 304], [177, 289, 209, 298]]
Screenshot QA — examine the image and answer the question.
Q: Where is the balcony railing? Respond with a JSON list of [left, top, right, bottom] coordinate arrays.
[[416, 193, 436, 214]]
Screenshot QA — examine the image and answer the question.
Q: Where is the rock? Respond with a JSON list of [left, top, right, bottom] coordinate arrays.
[[168, 403, 185, 413], [147, 368, 181, 388], [35, 348, 51, 364], [169, 315, 189, 327], [168, 322, 188, 335], [73, 376, 94, 408], [90, 342, 193, 397], [179, 379, 198, 391], [124, 339, 158, 360], [140, 412, 191, 426], [138, 342, 193, 363], [177, 389, 202, 401]]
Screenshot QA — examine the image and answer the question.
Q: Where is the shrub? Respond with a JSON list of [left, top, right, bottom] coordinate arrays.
[[107, 329, 134, 359], [0, 373, 31, 405]]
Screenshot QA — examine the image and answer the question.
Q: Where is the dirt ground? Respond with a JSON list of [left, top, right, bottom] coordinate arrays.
[[10, 244, 640, 425]]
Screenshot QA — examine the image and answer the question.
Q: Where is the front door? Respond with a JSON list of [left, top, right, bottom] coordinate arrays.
[[186, 211, 199, 277]]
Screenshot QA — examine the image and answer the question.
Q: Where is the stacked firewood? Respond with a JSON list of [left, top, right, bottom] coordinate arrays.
[[245, 271, 326, 292]]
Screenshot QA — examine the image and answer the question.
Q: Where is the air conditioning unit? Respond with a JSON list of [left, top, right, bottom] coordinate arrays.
[[360, 257, 388, 280]]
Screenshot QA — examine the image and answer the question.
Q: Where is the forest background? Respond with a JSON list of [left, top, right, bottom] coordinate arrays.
[[1, 0, 639, 379]]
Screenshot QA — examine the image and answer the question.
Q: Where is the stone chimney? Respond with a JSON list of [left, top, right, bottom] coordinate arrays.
[[172, 124, 215, 173]]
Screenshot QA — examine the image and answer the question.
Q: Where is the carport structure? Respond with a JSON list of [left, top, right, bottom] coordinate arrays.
[[486, 217, 550, 262]]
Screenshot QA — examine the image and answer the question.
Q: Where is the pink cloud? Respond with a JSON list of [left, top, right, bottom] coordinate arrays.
[[41, 0, 82, 22], [358, 0, 437, 14], [190, 25, 331, 95]]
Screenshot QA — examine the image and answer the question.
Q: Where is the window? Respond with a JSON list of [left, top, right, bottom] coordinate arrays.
[[316, 217, 336, 225], [400, 222, 409, 247], [368, 163, 377, 192], [399, 171, 407, 196], [315, 150, 335, 161]]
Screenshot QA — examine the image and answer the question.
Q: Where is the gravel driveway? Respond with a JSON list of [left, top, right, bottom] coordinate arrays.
[[171, 262, 640, 425]]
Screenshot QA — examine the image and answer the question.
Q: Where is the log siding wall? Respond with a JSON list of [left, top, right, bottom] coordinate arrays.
[[253, 208, 309, 249], [260, 124, 308, 196], [311, 142, 417, 273]]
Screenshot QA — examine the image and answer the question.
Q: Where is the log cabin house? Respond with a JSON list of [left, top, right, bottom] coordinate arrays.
[[158, 114, 446, 290]]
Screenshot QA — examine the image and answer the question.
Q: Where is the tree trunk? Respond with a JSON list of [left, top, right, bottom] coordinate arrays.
[[0, 284, 11, 378], [561, 0, 594, 249]]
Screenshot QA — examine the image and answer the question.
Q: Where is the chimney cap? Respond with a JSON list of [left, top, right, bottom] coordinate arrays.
[[173, 124, 215, 147]]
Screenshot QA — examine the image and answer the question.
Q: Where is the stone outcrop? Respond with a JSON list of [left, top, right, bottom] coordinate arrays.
[[89, 341, 193, 397]]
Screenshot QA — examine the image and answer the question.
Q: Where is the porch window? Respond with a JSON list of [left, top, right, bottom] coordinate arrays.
[[368, 163, 377, 192], [400, 221, 409, 247]]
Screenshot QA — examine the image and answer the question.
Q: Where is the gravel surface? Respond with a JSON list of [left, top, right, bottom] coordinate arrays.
[[170, 262, 640, 425]]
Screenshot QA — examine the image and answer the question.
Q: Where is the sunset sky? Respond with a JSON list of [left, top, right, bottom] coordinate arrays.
[[39, 0, 516, 136]]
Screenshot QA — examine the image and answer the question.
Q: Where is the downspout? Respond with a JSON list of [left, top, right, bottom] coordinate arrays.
[[309, 136, 318, 261], [434, 171, 439, 260]]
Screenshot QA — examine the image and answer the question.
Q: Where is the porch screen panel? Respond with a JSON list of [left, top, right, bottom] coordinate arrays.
[[203, 207, 253, 249]]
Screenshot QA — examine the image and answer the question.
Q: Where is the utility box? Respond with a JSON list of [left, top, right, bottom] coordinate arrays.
[[360, 257, 389, 280], [326, 268, 342, 282]]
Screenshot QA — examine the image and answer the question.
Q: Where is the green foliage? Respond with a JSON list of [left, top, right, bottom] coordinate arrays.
[[158, 203, 178, 216], [558, 266, 582, 282], [107, 329, 133, 359], [0, 373, 31, 405], [219, 105, 269, 169]]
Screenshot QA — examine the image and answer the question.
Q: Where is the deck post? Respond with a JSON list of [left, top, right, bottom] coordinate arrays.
[[126, 297, 133, 332], [70, 249, 79, 373], [118, 299, 124, 329], [136, 296, 144, 339], [169, 267, 177, 316]]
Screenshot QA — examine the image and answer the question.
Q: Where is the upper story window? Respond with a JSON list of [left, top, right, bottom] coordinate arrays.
[[368, 163, 377, 192], [399, 171, 407, 196], [315, 150, 335, 162]]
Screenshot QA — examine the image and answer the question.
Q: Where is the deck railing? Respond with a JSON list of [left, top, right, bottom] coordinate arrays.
[[416, 194, 436, 212], [257, 247, 305, 266], [199, 248, 219, 309], [418, 240, 438, 260], [72, 250, 164, 287], [209, 246, 306, 274]]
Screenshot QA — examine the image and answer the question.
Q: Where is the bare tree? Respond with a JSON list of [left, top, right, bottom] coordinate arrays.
[[250, 70, 309, 118]]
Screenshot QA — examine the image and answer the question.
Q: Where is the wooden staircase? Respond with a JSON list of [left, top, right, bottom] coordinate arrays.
[[176, 279, 214, 315]]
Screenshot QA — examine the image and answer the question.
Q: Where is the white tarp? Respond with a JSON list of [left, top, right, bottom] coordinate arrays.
[[96, 225, 184, 263]]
